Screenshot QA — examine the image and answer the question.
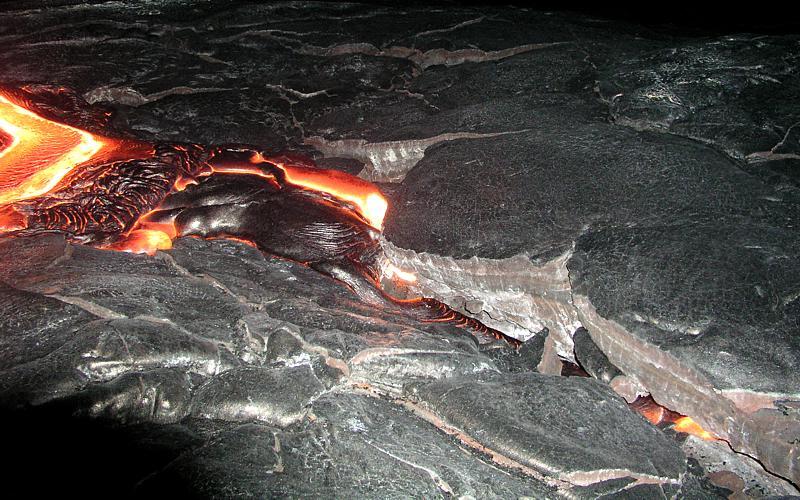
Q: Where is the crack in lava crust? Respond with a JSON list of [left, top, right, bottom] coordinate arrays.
[[0, 86, 517, 347]]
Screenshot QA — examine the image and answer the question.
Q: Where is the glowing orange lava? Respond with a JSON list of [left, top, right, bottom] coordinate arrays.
[[630, 396, 717, 441], [673, 416, 715, 440], [0, 93, 104, 205], [0, 205, 25, 232], [0, 92, 396, 272], [111, 150, 394, 255], [188, 151, 388, 231], [107, 213, 178, 255], [276, 164, 388, 230], [638, 404, 666, 426], [109, 228, 173, 255], [252, 152, 387, 230]]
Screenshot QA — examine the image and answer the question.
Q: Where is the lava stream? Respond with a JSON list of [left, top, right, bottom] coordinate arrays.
[[630, 395, 717, 441], [0, 93, 104, 205], [0, 93, 388, 255], [204, 151, 388, 230], [116, 148, 392, 256]]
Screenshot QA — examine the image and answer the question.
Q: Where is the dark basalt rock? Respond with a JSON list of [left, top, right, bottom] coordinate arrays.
[[573, 327, 622, 384], [135, 423, 289, 498], [305, 46, 603, 144], [0, 231, 711, 496], [405, 372, 687, 486], [0, 282, 95, 372], [483, 330, 547, 373], [569, 223, 800, 395], [190, 365, 325, 427], [596, 36, 800, 187], [138, 393, 556, 498], [65, 368, 194, 424], [385, 111, 798, 261]]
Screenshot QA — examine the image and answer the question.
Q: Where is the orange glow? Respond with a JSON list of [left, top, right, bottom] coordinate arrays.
[[194, 152, 388, 230], [174, 175, 199, 191], [252, 153, 388, 230], [278, 164, 388, 230], [385, 263, 417, 283], [0, 93, 104, 205], [0, 205, 26, 231], [673, 416, 716, 440], [109, 228, 173, 255], [638, 404, 666, 425], [132, 216, 179, 240], [0, 93, 390, 266], [106, 213, 179, 254], [630, 396, 716, 441]]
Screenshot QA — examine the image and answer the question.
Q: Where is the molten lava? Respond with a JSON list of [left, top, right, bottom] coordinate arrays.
[[109, 228, 174, 254], [0, 93, 104, 205], [274, 162, 388, 231], [206, 151, 388, 230], [0, 91, 391, 253], [673, 416, 715, 440], [630, 396, 717, 441], [112, 148, 394, 256]]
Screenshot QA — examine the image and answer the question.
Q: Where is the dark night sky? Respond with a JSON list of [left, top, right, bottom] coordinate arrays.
[[381, 1, 800, 35]]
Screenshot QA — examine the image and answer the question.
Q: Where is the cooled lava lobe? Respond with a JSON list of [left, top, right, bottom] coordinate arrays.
[[145, 169, 384, 290]]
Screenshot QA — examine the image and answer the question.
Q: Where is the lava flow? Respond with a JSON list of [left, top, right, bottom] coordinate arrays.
[[630, 395, 717, 441], [114, 150, 390, 256], [0, 92, 149, 206], [0, 89, 156, 236], [0, 93, 102, 205], [203, 150, 388, 230], [0, 86, 522, 347], [0, 89, 386, 254]]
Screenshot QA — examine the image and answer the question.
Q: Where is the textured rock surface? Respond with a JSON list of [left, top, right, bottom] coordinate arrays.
[[0, 230, 712, 497], [1, 0, 799, 494], [405, 372, 686, 487], [138, 393, 558, 498], [189, 365, 326, 427], [0, 233, 690, 497]]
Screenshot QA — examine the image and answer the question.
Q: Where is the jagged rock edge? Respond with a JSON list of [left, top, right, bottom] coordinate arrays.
[[305, 130, 529, 183], [384, 241, 800, 485]]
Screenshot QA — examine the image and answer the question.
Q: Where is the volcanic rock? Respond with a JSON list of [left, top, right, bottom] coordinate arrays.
[[405, 372, 687, 491], [572, 327, 622, 384], [0, 0, 798, 494], [138, 393, 556, 498], [190, 365, 325, 427]]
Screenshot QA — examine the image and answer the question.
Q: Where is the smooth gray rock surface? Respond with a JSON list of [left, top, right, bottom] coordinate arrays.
[[189, 365, 325, 427]]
